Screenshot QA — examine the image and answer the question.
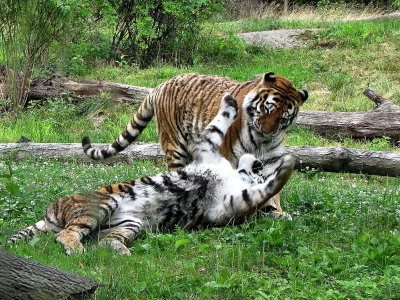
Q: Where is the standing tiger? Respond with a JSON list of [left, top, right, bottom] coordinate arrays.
[[9, 94, 295, 255], [82, 72, 308, 219]]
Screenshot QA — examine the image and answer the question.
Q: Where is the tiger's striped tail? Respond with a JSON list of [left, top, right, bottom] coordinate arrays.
[[7, 220, 47, 243], [82, 95, 155, 160]]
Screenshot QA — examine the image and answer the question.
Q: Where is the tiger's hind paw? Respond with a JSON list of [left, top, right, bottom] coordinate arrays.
[[99, 239, 131, 255]]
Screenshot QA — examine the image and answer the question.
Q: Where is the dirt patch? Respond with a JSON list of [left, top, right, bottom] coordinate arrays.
[[237, 28, 322, 49]]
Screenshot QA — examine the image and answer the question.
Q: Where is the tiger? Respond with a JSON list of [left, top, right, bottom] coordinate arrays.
[[8, 94, 295, 255], [82, 72, 308, 219]]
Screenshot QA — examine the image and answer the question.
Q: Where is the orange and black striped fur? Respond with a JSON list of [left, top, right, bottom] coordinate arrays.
[[8, 94, 295, 255], [82, 72, 307, 219]]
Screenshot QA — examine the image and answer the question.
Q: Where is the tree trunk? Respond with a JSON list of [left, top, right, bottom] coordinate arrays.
[[283, 0, 289, 15], [0, 142, 399, 177], [296, 88, 400, 140], [0, 249, 100, 300]]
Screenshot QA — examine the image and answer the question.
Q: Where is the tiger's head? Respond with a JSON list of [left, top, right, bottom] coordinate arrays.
[[243, 72, 308, 136]]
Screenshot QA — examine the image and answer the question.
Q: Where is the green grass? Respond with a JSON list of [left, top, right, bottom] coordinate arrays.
[[1, 159, 399, 299]]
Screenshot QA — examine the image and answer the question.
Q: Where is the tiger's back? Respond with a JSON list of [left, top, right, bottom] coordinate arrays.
[[152, 73, 306, 168]]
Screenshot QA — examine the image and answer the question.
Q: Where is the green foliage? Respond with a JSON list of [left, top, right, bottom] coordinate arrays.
[[0, 0, 90, 109], [101, 0, 223, 67], [194, 32, 248, 64], [0, 161, 28, 222], [315, 20, 400, 48]]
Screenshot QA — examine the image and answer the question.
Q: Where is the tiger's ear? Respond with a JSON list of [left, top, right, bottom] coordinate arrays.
[[261, 72, 276, 86], [299, 90, 308, 103]]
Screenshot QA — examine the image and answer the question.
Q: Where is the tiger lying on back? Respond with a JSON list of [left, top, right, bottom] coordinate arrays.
[[8, 94, 295, 255], [82, 72, 307, 219]]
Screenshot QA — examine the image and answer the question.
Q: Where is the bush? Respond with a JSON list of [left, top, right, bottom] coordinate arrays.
[[104, 0, 223, 68], [0, 0, 90, 110], [194, 31, 248, 64]]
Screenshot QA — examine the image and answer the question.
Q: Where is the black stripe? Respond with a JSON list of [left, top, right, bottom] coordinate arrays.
[[45, 215, 59, 227], [248, 127, 257, 147], [90, 149, 100, 160], [140, 176, 155, 185], [102, 202, 115, 213], [131, 119, 146, 132], [242, 189, 251, 202], [261, 156, 282, 165], [122, 129, 135, 143], [101, 149, 112, 159], [177, 170, 189, 180], [207, 125, 224, 139], [136, 112, 152, 123], [118, 184, 128, 193], [162, 174, 185, 193], [111, 219, 141, 228], [169, 162, 185, 170], [173, 150, 187, 159], [111, 141, 125, 152], [69, 223, 93, 230]]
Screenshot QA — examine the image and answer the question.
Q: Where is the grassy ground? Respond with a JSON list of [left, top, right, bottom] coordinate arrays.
[[1, 6, 400, 299], [0, 159, 399, 299]]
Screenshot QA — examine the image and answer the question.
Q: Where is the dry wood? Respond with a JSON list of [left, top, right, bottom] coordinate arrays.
[[286, 146, 400, 177], [0, 68, 153, 104], [0, 142, 399, 177], [0, 142, 164, 164], [0, 249, 100, 300], [297, 89, 400, 140], [28, 74, 153, 104]]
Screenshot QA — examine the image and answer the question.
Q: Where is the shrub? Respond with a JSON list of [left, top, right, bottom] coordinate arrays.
[[105, 0, 223, 68], [0, 0, 89, 110]]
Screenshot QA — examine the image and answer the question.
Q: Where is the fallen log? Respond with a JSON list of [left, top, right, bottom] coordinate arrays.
[[1, 70, 400, 139], [296, 88, 400, 140], [0, 71, 153, 104], [0, 142, 399, 177], [0, 249, 100, 299]]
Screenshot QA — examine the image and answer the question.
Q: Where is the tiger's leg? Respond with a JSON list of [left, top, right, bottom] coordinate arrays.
[[52, 193, 116, 255], [56, 224, 93, 255], [270, 193, 287, 218], [98, 216, 143, 255], [261, 162, 292, 220], [191, 93, 238, 162], [164, 142, 189, 171], [220, 155, 295, 222]]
